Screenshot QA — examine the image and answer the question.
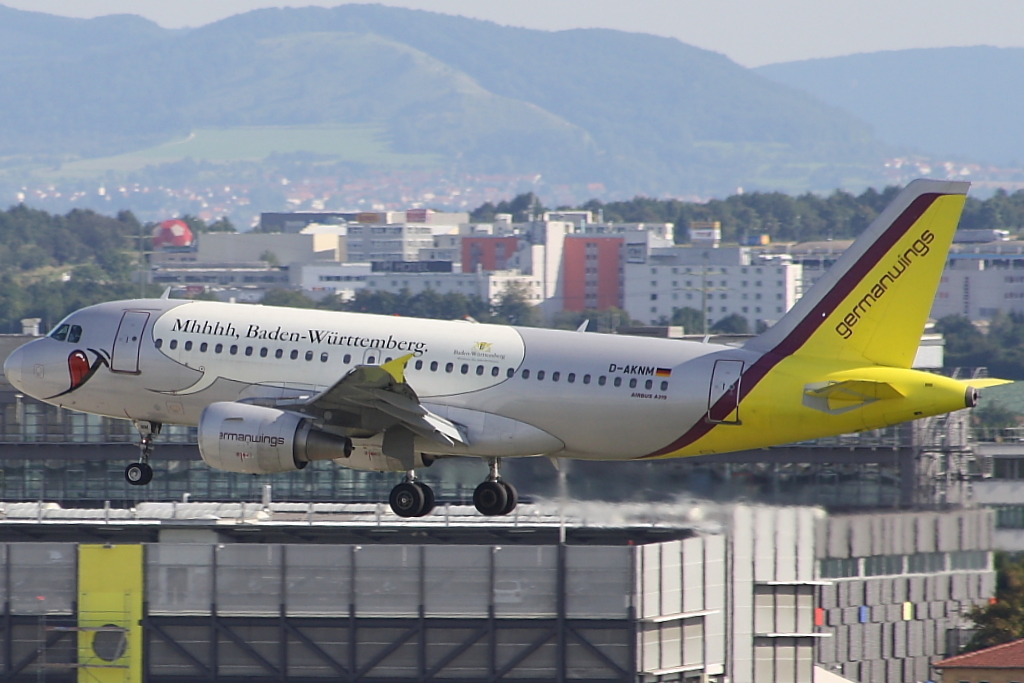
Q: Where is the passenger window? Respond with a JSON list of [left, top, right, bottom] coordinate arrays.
[[537, 370, 546, 380], [68, 325, 83, 343], [598, 376, 606, 386], [275, 349, 283, 359], [169, 340, 178, 350], [430, 361, 438, 371], [290, 350, 298, 360], [461, 364, 469, 374], [343, 354, 352, 363], [522, 369, 530, 379], [445, 362, 454, 373], [245, 347, 253, 356], [645, 379, 653, 390], [260, 348, 268, 358], [50, 324, 70, 341], [567, 373, 575, 383], [614, 377, 622, 387], [367, 355, 376, 364], [184, 341, 192, 351], [385, 357, 393, 363], [200, 342, 208, 352], [321, 353, 329, 362], [305, 351, 313, 361], [476, 365, 484, 375], [506, 368, 514, 378], [415, 360, 423, 370], [230, 345, 238, 355], [660, 381, 668, 391], [155, 338, 163, 349], [583, 374, 590, 384], [491, 366, 500, 377], [552, 372, 560, 382], [215, 343, 223, 353], [629, 378, 637, 388]]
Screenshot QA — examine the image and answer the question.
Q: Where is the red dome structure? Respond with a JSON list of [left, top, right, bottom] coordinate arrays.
[[152, 219, 194, 249]]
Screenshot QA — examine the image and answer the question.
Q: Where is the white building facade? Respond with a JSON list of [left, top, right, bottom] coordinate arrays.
[[624, 246, 803, 331]]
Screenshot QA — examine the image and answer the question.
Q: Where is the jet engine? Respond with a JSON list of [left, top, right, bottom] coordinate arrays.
[[198, 402, 352, 474]]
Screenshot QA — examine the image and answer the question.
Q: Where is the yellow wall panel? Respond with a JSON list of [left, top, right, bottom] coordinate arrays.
[[78, 545, 143, 683]]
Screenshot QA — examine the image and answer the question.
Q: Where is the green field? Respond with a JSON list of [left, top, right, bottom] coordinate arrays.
[[54, 124, 439, 176]]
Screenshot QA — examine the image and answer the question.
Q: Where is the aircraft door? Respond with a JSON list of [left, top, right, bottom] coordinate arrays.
[[111, 311, 150, 374], [707, 359, 743, 424]]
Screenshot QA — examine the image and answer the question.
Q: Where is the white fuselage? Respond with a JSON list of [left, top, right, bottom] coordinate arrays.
[[5, 298, 747, 461]]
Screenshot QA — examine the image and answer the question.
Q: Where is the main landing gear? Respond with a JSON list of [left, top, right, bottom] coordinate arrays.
[[473, 458, 518, 517], [386, 458, 519, 517], [125, 420, 161, 486], [389, 471, 436, 518]]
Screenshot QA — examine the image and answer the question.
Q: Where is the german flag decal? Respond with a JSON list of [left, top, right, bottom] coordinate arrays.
[[656, 368, 672, 377]]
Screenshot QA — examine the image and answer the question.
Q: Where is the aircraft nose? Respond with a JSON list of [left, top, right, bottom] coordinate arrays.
[[3, 345, 26, 392]]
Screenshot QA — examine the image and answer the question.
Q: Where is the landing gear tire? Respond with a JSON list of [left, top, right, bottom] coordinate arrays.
[[500, 480, 518, 515], [390, 481, 427, 518], [474, 480, 509, 516], [125, 462, 153, 486], [419, 482, 436, 516]]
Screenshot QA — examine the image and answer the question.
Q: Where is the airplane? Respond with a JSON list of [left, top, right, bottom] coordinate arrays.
[[3, 179, 1006, 517]]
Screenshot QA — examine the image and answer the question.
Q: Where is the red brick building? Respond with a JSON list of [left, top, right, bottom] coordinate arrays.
[[561, 235, 623, 312], [462, 236, 520, 273]]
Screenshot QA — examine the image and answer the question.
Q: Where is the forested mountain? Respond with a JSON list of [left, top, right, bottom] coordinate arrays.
[[756, 47, 1024, 167], [0, 4, 890, 196]]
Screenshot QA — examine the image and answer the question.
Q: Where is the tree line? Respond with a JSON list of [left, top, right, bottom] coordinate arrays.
[[473, 187, 1024, 243]]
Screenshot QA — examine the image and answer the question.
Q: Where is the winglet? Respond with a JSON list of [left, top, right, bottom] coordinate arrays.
[[381, 353, 415, 383], [160, 287, 172, 300]]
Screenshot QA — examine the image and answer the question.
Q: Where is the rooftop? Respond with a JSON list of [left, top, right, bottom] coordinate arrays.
[[934, 638, 1024, 669]]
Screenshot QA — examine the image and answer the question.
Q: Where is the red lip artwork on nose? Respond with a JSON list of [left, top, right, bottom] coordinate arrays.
[[68, 351, 90, 390]]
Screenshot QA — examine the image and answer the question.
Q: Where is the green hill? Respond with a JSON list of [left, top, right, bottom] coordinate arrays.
[[0, 3, 893, 197]]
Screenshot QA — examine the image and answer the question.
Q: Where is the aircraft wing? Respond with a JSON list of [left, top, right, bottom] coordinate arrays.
[[290, 354, 467, 448]]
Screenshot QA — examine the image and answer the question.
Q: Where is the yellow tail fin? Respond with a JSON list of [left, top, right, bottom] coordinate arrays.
[[747, 179, 969, 368]]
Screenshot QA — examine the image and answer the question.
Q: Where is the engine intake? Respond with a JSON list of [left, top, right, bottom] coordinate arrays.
[[198, 402, 352, 474]]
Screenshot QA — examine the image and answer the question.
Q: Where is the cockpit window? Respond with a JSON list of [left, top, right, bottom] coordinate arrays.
[[50, 324, 70, 341], [67, 325, 82, 344]]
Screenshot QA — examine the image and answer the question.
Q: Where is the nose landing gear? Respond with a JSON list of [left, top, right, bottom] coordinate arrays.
[[125, 421, 161, 486], [388, 471, 436, 518], [473, 458, 518, 516]]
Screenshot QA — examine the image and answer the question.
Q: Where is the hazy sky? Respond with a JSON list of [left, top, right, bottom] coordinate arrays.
[[3, 0, 1022, 67]]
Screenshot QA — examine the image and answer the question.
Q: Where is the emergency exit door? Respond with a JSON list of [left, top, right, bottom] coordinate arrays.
[[707, 359, 743, 424], [111, 311, 150, 373]]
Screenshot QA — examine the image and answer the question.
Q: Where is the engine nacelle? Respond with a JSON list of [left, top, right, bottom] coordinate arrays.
[[198, 402, 352, 474]]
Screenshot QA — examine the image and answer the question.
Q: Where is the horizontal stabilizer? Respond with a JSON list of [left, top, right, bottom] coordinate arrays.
[[965, 378, 1013, 389], [803, 379, 903, 414]]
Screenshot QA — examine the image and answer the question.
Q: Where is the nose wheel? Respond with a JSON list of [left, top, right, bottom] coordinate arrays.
[[125, 462, 153, 486], [388, 472, 435, 517], [473, 458, 518, 516], [126, 420, 161, 486]]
